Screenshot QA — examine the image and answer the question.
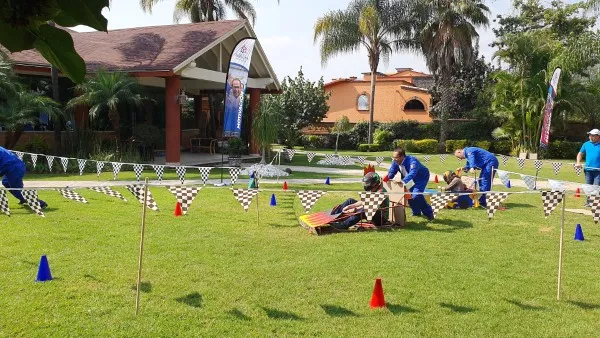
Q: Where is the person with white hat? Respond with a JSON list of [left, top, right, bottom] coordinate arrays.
[[576, 128, 600, 207]]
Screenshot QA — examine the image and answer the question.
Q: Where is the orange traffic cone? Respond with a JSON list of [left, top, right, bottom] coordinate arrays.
[[283, 181, 288, 190], [174, 202, 183, 216], [434, 175, 439, 183], [575, 188, 581, 198], [370, 278, 386, 308]]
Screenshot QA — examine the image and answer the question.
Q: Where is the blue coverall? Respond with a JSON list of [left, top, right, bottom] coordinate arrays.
[[388, 155, 433, 219], [462, 147, 499, 207], [0, 147, 46, 207]]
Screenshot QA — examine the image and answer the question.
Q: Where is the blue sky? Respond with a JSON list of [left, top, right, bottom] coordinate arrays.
[[75, 0, 515, 82]]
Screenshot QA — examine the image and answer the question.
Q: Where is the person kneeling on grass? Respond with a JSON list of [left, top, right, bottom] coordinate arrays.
[[0, 146, 47, 209], [441, 170, 473, 209], [329, 172, 389, 229]]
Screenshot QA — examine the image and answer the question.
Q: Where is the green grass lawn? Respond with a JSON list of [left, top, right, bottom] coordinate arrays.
[[1, 182, 600, 336]]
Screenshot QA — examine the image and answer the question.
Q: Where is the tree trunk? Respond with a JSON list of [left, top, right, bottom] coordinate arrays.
[[49, 21, 61, 155], [368, 69, 376, 144], [4, 131, 12, 148], [108, 108, 121, 153], [437, 75, 452, 153], [9, 126, 24, 149], [260, 147, 266, 164], [335, 133, 340, 154]]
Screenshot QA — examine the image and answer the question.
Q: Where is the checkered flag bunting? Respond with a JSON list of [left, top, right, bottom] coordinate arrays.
[[57, 188, 88, 203], [285, 149, 296, 161], [232, 188, 259, 211], [358, 191, 386, 221], [78, 159, 86, 175], [551, 162, 562, 175], [96, 161, 105, 177], [60, 157, 69, 173], [541, 191, 563, 217], [439, 154, 448, 163], [589, 195, 600, 223], [496, 170, 511, 188], [0, 190, 10, 216], [375, 156, 384, 166], [46, 155, 54, 172], [198, 167, 211, 185], [342, 156, 352, 166], [486, 192, 509, 219], [14, 151, 24, 161], [573, 164, 582, 176], [423, 155, 431, 164], [520, 174, 537, 190], [581, 184, 600, 197], [307, 152, 316, 163], [168, 186, 200, 215], [31, 154, 38, 169], [229, 167, 241, 185], [133, 164, 144, 181], [501, 154, 508, 166], [153, 165, 165, 181], [325, 154, 334, 162], [356, 156, 366, 166], [296, 190, 326, 212], [126, 185, 159, 211], [430, 193, 456, 218], [175, 166, 186, 184], [111, 162, 122, 180], [516, 158, 525, 170], [88, 186, 127, 202], [22, 189, 44, 217], [533, 160, 543, 171]]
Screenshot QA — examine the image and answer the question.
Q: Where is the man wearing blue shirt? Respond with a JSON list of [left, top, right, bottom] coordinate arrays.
[[384, 147, 433, 221], [576, 128, 600, 207], [454, 147, 499, 207], [0, 147, 47, 209]]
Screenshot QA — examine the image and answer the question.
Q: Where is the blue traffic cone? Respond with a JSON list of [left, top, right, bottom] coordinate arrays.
[[507, 180, 511, 188], [270, 194, 277, 206], [574, 224, 585, 241], [325, 177, 330, 185], [250, 172, 255, 179], [36, 255, 53, 282]]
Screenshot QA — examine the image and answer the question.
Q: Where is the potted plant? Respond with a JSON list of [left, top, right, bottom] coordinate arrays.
[[227, 137, 246, 167]]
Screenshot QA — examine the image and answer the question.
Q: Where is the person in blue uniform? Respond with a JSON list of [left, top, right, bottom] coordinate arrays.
[[0, 147, 47, 208], [454, 147, 499, 207], [383, 147, 433, 220]]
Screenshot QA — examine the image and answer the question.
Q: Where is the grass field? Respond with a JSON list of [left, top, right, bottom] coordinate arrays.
[[1, 181, 600, 336]]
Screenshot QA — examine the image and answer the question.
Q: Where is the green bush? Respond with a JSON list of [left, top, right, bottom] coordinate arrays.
[[358, 143, 381, 152], [373, 129, 394, 149], [542, 141, 581, 159], [348, 121, 378, 147], [413, 139, 438, 154], [474, 140, 491, 151], [393, 139, 416, 152], [491, 140, 512, 155], [379, 120, 422, 140], [445, 140, 468, 153]]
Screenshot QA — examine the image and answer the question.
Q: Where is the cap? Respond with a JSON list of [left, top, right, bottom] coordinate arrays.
[[587, 129, 600, 135]]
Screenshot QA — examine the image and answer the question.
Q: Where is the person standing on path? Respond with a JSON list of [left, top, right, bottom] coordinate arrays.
[[576, 128, 600, 207]]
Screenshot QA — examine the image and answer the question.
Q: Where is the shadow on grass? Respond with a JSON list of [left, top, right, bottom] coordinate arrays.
[[505, 299, 545, 311], [503, 202, 536, 209], [387, 303, 419, 315], [262, 307, 304, 320], [227, 308, 251, 321], [131, 281, 152, 293], [321, 304, 358, 317], [83, 274, 101, 282], [20, 260, 38, 267], [568, 300, 600, 310], [404, 219, 472, 232], [176, 292, 202, 308], [439, 302, 476, 313]]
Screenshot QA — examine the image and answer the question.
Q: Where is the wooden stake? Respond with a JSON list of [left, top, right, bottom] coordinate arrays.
[[135, 178, 149, 315], [255, 191, 260, 226], [557, 191, 566, 301]]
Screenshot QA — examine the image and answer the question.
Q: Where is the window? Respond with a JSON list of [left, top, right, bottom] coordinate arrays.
[[357, 94, 369, 111], [404, 99, 425, 111]]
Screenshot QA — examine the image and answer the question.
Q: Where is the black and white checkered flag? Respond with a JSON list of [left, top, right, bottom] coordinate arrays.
[[232, 188, 259, 211], [516, 158, 525, 170], [198, 167, 211, 185], [132, 164, 143, 181], [0, 190, 10, 216], [168, 186, 200, 215], [541, 190, 563, 217], [46, 155, 54, 172], [153, 165, 165, 181], [31, 154, 38, 169], [358, 191, 386, 221], [430, 193, 456, 218], [22, 189, 44, 217], [440, 154, 448, 163], [520, 174, 537, 190], [501, 154, 508, 166], [573, 164, 582, 176], [175, 166, 186, 184], [548, 179, 565, 192], [486, 192, 509, 219], [296, 190, 326, 212], [57, 188, 88, 203], [342, 156, 352, 166], [356, 156, 366, 166], [88, 186, 127, 202], [324, 154, 334, 162], [96, 161, 105, 177], [533, 160, 543, 171], [14, 151, 24, 161], [497, 170, 510, 187], [229, 167, 241, 185], [551, 162, 562, 175], [589, 195, 600, 224], [307, 152, 316, 163], [126, 185, 159, 211], [59, 157, 69, 173], [423, 155, 431, 164], [285, 149, 296, 161], [375, 156, 384, 166], [111, 162, 122, 180], [77, 159, 86, 175]]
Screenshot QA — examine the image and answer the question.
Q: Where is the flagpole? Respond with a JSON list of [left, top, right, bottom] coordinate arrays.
[[557, 191, 566, 300], [135, 178, 149, 315]]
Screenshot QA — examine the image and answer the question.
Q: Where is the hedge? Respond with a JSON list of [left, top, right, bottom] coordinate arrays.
[[358, 144, 382, 152], [541, 141, 581, 159], [393, 139, 438, 154]]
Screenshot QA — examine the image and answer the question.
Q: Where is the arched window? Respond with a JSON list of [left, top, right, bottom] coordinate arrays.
[[404, 99, 425, 111], [357, 94, 369, 111]]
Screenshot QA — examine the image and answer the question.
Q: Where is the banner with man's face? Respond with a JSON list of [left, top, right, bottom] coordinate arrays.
[[223, 38, 256, 138]]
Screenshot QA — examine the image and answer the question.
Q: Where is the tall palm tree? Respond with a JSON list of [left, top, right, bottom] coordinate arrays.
[[66, 70, 145, 151], [0, 52, 17, 106], [314, 0, 416, 144], [140, 0, 266, 25], [416, 0, 490, 150]]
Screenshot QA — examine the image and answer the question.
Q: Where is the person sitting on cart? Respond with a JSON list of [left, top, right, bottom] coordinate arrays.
[[441, 170, 473, 209]]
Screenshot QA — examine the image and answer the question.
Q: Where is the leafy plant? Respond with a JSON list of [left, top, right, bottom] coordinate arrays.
[[332, 115, 351, 154]]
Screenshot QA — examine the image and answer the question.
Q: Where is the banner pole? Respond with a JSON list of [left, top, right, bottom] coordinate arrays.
[[135, 178, 150, 315], [557, 191, 566, 301]]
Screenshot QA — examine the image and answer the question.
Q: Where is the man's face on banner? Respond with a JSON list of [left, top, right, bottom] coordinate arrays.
[[231, 79, 242, 98]]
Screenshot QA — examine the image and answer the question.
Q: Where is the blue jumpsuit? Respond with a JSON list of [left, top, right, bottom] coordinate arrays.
[[0, 147, 47, 207], [462, 147, 499, 207], [388, 155, 433, 219]]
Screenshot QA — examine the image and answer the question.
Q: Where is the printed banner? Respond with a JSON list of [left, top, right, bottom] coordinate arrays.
[[223, 38, 256, 137], [540, 68, 561, 148]]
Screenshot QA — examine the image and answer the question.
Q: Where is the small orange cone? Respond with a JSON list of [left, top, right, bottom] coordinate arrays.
[[174, 202, 183, 216], [575, 188, 580, 198], [434, 175, 439, 183], [370, 278, 386, 308], [283, 181, 288, 190]]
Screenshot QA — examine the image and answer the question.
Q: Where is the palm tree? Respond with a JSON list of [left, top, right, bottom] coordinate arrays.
[[416, 0, 490, 150], [314, 0, 416, 144], [66, 70, 145, 151], [140, 0, 272, 25], [0, 52, 17, 106], [252, 97, 280, 163]]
